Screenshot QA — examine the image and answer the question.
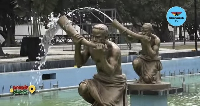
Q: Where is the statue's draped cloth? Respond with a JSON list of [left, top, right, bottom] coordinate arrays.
[[135, 54, 162, 83], [81, 73, 128, 106]]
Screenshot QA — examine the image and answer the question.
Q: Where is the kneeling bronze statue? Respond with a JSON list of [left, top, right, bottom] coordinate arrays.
[[58, 16, 128, 106], [112, 19, 162, 84]]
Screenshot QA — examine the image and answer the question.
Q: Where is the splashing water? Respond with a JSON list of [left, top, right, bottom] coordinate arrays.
[[29, 16, 60, 98], [35, 17, 60, 70], [20, 15, 61, 106], [28, 16, 60, 100]]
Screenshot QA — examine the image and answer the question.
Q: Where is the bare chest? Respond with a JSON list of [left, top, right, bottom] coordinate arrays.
[[89, 48, 108, 62], [141, 39, 155, 47]]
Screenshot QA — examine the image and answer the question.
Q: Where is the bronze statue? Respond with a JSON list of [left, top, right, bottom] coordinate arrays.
[[112, 19, 162, 84], [57, 16, 127, 106]]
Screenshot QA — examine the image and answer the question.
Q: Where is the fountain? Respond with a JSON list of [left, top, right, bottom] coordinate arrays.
[[1, 7, 196, 106], [31, 7, 182, 106]]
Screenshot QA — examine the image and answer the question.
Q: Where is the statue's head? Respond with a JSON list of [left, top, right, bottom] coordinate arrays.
[[142, 23, 153, 36], [91, 24, 109, 44]]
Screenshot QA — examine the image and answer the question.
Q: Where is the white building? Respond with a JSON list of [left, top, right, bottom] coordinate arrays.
[[168, 24, 199, 40], [15, 23, 88, 42]]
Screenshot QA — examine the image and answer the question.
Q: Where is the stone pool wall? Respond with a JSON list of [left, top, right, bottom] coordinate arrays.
[[0, 51, 199, 72], [0, 56, 199, 94]]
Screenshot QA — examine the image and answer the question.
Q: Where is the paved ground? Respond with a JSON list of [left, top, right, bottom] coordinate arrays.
[[0, 41, 199, 63]]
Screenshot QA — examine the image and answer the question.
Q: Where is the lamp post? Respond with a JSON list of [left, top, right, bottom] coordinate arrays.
[[194, 0, 198, 51], [184, 24, 186, 45], [173, 26, 177, 49]]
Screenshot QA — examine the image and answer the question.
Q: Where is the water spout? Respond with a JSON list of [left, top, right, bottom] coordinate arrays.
[[69, 7, 113, 22]]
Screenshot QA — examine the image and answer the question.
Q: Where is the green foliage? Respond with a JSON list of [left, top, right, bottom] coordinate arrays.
[[13, 0, 31, 17], [33, 0, 59, 16], [113, 0, 200, 39], [11, 0, 200, 37], [118, 0, 169, 25], [0, 0, 16, 46], [14, 0, 59, 17]]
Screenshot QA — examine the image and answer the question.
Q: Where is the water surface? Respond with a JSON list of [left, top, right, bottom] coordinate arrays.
[[1, 74, 200, 106]]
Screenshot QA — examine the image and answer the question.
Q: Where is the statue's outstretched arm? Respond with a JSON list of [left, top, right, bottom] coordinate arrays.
[[112, 19, 143, 40], [57, 16, 96, 48]]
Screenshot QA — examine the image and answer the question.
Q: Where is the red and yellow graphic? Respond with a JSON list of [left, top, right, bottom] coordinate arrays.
[[10, 85, 36, 95], [171, 12, 182, 16]]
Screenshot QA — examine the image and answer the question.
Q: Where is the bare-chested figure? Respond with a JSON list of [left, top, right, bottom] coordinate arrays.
[[57, 16, 127, 106], [112, 19, 162, 84]]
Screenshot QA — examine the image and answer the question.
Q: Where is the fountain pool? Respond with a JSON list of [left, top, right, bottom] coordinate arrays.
[[1, 74, 200, 106]]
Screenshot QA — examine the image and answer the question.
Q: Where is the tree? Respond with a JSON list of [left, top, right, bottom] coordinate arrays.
[[112, 0, 200, 42], [13, 0, 199, 43], [183, 0, 200, 38], [14, 0, 59, 37], [0, 0, 16, 47], [111, 0, 173, 42]]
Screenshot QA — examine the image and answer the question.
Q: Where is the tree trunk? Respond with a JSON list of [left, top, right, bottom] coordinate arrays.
[[0, 31, 5, 55], [32, 15, 40, 37], [10, 13, 16, 46], [179, 26, 183, 40], [186, 25, 195, 35], [1, 12, 16, 47], [160, 22, 171, 42], [153, 23, 171, 42], [0, 44, 5, 56], [186, 25, 195, 40]]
